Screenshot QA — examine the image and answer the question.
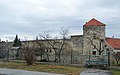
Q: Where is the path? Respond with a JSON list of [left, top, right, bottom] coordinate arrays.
[[80, 68, 112, 75], [0, 68, 64, 75]]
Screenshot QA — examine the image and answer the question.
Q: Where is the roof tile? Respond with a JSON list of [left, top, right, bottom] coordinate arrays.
[[84, 18, 106, 26], [106, 37, 120, 50]]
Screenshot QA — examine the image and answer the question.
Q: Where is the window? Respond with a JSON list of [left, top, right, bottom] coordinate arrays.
[[50, 50, 52, 53], [93, 33, 97, 39], [105, 45, 107, 47], [92, 51, 96, 55]]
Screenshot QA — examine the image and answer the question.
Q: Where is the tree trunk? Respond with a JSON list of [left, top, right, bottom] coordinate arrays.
[[71, 50, 73, 64], [45, 51, 49, 61], [27, 61, 33, 66], [116, 60, 119, 64], [99, 51, 101, 55], [41, 49, 42, 60], [58, 54, 61, 63]]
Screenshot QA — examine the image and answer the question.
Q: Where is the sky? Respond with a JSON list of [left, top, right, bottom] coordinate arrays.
[[0, 0, 120, 41]]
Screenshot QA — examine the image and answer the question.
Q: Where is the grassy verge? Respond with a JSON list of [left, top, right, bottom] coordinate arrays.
[[111, 69, 120, 75], [0, 62, 83, 75]]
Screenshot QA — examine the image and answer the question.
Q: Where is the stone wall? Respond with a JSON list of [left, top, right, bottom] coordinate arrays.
[[70, 35, 83, 53]]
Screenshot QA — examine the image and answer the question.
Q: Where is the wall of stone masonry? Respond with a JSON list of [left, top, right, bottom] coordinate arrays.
[[70, 35, 84, 54]]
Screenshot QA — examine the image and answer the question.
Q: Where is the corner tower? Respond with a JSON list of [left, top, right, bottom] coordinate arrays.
[[83, 18, 106, 55]]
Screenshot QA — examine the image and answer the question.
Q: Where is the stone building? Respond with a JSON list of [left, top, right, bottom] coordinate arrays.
[[70, 18, 120, 65], [83, 18, 106, 55], [71, 18, 108, 54], [71, 18, 120, 54], [0, 18, 120, 65]]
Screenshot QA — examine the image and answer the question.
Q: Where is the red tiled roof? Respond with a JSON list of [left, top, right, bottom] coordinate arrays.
[[84, 18, 106, 27], [106, 37, 120, 50]]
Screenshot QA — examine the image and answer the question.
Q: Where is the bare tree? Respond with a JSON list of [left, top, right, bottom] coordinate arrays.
[[0, 42, 7, 59], [113, 52, 120, 64], [44, 36, 59, 62], [22, 41, 36, 65], [35, 39, 45, 61], [85, 30, 105, 55], [88, 38, 105, 55], [0, 42, 11, 61], [37, 28, 69, 63], [58, 27, 69, 62], [36, 31, 52, 62]]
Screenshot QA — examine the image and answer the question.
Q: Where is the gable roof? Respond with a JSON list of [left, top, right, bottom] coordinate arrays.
[[84, 18, 106, 27], [106, 37, 120, 50]]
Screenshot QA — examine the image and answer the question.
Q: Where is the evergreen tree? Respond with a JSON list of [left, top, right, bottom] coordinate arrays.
[[13, 35, 21, 47], [18, 39, 22, 46]]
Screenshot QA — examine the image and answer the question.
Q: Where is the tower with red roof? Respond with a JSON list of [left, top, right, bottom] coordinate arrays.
[[83, 18, 106, 55], [70, 18, 119, 65]]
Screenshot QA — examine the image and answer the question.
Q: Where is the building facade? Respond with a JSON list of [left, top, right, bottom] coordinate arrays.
[[70, 18, 120, 65], [0, 18, 120, 65]]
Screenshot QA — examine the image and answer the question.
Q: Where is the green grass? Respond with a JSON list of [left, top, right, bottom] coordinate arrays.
[[0, 62, 83, 75], [111, 69, 120, 75]]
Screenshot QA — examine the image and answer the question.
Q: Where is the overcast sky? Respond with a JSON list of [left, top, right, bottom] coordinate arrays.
[[0, 0, 120, 41]]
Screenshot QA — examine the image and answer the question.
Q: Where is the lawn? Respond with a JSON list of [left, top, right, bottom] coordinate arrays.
[[111, 70, 120, 75], [0, 62, 83, 75]]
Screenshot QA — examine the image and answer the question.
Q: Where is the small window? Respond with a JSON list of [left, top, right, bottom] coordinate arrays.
[[50, 50, 52, 53], [93, 33, 97, 39], [92, 51, 96, 55], [105, 45, 107, 47]]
